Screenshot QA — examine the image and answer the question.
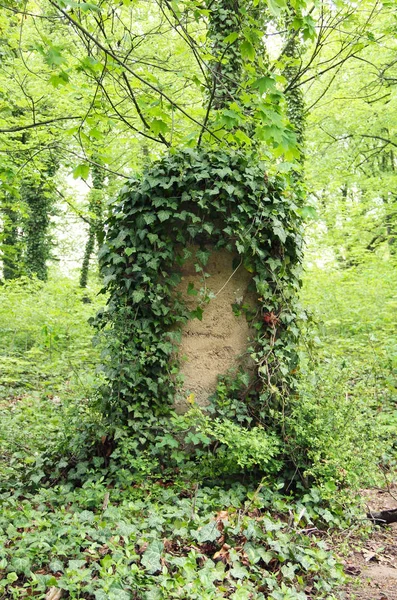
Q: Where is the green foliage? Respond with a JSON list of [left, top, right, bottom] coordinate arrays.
[[0, 275, 102, 397], [173, 404, 282, 474], [97, 148, 304, 460], [0, 472, 346, 599], [288, 256, 397, 490]]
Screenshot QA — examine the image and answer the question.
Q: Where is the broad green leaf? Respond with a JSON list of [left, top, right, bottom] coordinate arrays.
[[235, 129, 252, 146], [240, 40, 255, 61], [267, 0, 287, 17], [252, 76, 276, 95], [150, 119, 169, 136], [190, 306, 203, 321], [73, 164, 90, 180], [223, 32, 239, 44], [132, 289, 145, 303], [141, 540, 163, 574], [193, 520, 221, 543], [49, 71, 69, 87]]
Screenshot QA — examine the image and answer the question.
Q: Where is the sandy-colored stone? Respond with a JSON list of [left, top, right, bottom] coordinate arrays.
[[174, 247, 256, 413]]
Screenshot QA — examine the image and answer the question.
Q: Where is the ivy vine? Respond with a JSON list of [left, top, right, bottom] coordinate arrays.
[[96, 148, 304, 459]]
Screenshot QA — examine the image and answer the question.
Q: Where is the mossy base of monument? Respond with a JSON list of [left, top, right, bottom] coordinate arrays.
[[175, 248, 255, 413]]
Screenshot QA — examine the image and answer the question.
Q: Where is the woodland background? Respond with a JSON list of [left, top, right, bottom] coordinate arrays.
[[0, 1, 396, 599]]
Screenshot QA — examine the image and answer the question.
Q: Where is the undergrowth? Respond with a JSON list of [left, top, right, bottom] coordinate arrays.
[[0, 257, 396, 598]]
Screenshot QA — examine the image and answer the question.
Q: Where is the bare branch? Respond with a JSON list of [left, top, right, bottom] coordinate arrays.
[[0, 116, 82, 134]]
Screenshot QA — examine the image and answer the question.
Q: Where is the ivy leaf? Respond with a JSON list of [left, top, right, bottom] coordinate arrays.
[[117, 521, 136, 538], [141, 540, 163, 574], [68, 559, 87, 571], [196, 249, 210, 266], [230, 563, 249, 579], [158, 210, 171, 222], [193, 521, 221, 543], [132, 289, 145, 303], [187, 282, 198, 296], [273, 226, 287, 243], [49, 559, 64, 573], [10, 557, 31, 575], [108, 591, 131, 600], [190, 306, 203, 321]]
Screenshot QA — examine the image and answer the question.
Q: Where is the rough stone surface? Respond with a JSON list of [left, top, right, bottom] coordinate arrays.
[[174, 247, 256, 413]]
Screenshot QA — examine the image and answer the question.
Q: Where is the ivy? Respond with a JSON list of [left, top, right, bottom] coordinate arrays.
[[96, 147, 304, 470]]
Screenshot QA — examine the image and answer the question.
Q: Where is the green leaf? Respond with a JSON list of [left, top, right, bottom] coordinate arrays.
[[45, 46, 66, 67], [150, 119, 169, 136], [187, 282, 198, 296], [196, 249, 210, 266], [267, 0, 287, 17], [132, 289, 145, 303], [49, 559, 64, 573], [223, 32, 239, 44], [10, 557, 31, 574], [141, 540, 163, 574], [240, 40, 255, 61], [73, 164, 90, 180], [82, 2, 100, 11], [230, 563, 249, 579], [190, 306, 203, 321], [68, 559, 87, 571], [297, 206, 318, 220], [49, 71, 69, 87], [273, 226, 287, 243], [252, 76, 276, 95], [193, 521, 221, 543], [6, 572, 18, 584], [235, 129, 252, 146], [89, 127, 103, 140], [157, 210, 171, 222]]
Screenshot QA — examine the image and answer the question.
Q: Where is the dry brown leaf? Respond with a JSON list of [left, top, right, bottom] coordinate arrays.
[[45, 588, 64, 600]]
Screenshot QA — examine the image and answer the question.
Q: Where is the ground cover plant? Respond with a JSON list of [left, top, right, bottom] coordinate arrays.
[[0, 254, 396, 599]]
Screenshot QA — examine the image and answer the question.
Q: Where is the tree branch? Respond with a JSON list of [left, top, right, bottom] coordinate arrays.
[[0, 116, 82, 134]]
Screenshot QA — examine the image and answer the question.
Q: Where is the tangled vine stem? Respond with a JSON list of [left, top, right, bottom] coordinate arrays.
[[96, 148, 304, 451]]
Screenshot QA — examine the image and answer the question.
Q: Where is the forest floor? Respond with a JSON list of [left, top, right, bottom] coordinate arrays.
[[341, 487, 397, 600]]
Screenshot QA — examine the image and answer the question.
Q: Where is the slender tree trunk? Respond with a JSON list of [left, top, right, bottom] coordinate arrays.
[[2, 204, 22, 280], [284, 6, 305, 171], [80, 162, 105, 288], [208, 0, 244, 110]]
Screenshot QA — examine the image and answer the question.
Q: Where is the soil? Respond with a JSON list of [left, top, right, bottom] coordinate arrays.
[[341, 487, 397, 599], [174, 247, 256, 413]]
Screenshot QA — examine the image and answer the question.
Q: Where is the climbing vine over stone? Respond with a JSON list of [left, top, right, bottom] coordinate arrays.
[[97, 148, 304, 457]]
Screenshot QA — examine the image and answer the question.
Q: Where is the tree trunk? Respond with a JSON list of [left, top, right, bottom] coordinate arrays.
[[79, 161, 105, 288], [23, 181, 52, 281], [2, 202, 23, 280]]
